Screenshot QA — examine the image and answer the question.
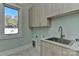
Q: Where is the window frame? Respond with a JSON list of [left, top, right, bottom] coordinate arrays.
[[4, 3, 20, 35], [0, 3, 23, 39]]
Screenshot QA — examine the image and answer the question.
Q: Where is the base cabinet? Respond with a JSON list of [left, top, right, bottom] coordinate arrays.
[[40, 40, 78, 56], [41, 46, 52, 56], [62, 48, 77, 56]]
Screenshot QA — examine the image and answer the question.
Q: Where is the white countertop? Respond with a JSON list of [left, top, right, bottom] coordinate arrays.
[[71, 41, 79, 52]]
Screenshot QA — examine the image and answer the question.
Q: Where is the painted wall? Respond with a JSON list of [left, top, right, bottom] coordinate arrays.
[[32, 12, 79, 41], [0, 4, 32, 52]]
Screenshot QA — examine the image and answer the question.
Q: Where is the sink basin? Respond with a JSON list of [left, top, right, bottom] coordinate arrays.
[[46, 37, 73, 45]]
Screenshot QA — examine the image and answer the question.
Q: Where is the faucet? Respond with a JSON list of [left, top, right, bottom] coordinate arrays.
[[58, 26, 65, 39]]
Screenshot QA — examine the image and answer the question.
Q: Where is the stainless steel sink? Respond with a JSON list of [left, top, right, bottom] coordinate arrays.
[[46, 37, 73, 45]]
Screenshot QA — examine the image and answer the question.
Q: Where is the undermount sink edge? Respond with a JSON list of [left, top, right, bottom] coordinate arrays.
[[46, 37, 74, 46]]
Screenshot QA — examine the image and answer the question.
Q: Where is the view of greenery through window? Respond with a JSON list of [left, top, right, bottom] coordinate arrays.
[[4, 5, 19, 34], [5, 6, 18, 28]]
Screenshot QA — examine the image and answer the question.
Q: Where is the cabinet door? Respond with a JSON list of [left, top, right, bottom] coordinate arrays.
[[39, 4, 49, 27], [29, 7, 32, 27], [48, 4, 60, 17], [34, 5, 40, 27], [29, 7, 37, 27], [40, 41, 59, 56], [50, 44, 58, 56], [62, 48, 71, 56], [56, 45, 63, 56], [50, 44, 63, 56], [29, 5, 40, 27], [33, 6, 40, 27], [29, 4, 50, 27], [37, 4, 49, 27], [40, 41, 51, 56], [40, 46, 47, 56], [62, 48, 77, 56]]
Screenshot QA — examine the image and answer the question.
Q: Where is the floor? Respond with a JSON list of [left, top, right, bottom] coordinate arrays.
[[9, 46, 40, 56]]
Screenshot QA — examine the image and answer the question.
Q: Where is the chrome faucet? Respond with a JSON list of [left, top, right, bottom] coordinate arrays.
[[58, 26, 65, 39]]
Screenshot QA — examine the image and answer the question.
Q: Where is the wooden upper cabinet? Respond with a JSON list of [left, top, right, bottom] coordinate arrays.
[[29, 3, 79, 28], [29, 4, 50, 28], [46, 3, 79, 18], [29, 6, 36, 27]]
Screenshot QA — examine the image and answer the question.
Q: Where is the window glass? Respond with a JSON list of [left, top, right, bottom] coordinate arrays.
[[4, 4, 19, 34]]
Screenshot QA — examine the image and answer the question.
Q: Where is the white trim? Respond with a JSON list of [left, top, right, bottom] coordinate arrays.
[[0, 44, 32, 56]]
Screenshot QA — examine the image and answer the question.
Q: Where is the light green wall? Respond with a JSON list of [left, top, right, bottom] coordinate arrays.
[[0, 4, 32, 52], [32, 28, 49, 39]]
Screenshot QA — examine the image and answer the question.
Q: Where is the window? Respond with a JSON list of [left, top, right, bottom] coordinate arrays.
[[4, 4, 19, 34]]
